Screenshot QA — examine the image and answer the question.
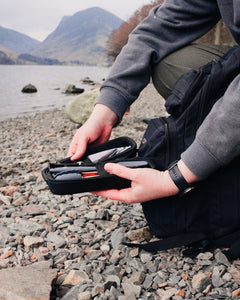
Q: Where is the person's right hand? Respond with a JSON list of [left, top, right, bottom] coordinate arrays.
[[67, 104, 118, 161]]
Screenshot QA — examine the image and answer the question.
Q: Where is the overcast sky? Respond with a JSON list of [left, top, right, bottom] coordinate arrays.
[[0, 0, 152, 41]]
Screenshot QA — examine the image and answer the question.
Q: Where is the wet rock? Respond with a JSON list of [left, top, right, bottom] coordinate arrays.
[[21, 83, 37, 93], [81, 77, 95, 85], [64, 84, 84, 94]]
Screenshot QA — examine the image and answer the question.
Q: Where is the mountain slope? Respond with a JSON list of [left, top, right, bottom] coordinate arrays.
[[0, 25, 40, 54], [30, 7, 123, 65]]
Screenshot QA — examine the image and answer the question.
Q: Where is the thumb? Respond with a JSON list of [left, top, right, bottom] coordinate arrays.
[[104, 163, 134, 181], [71, 143, 87, 161]]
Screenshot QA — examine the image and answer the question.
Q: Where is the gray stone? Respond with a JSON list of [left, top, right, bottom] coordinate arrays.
[[108, 286, 121, 299], [105, 275, 121, 287], [0, 261, 57, 299], [23, 236, 44, 247], [46, 232, 66, 248], [126, 227, 152, 242], [197, 252, 213, 260], [140, 253, 152, 264], [142, 274, 154, 289], [118, 295, 136, 300], [128, 258, 145, 272], [100, 244, 110, 254], [0, 194, 11, 206], [157, 288, 178, 300], [222, 272, 232, 281], [128, 271, 146, 284], [61, 282, 93, 300], [8, 219, 44, 235], [92, 283, 104, 297], [192, 272, 211, 292], [228, 267, 240, 284], [212, 266, 225, 287], [111, 227, 124, 249], [215, 250, 231, 266], [0, 225, 10, 246], [95, 220, 117, 231], [85, 210, 97, 220], [78, 291, 92, 300], [169, 273, 181, 284], [122, 282, 141, 297], [65, 88, 99, 124]]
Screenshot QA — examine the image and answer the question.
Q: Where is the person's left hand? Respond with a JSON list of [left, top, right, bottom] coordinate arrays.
[[93, 163, 179, 203]]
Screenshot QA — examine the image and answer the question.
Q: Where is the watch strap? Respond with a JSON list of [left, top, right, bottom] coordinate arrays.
[[168, 161, 192, 194]]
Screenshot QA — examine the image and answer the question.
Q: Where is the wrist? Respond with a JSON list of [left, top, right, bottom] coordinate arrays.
[[177, 160, 199, 184], [167, 160, 199, 196], [162, 170, 180, 196], [91, 104, 118, 126]]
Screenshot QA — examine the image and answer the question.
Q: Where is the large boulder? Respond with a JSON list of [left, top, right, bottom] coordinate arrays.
[[21, 84, 37, 93], [65, 88, 100, 124]]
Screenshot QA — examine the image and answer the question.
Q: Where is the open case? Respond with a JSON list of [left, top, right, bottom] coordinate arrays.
[[42, 137, 154, 195]]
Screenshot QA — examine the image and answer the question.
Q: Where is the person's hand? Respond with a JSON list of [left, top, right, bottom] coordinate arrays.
[[68, 104, 118, 161], [93, 163, 180, 203], [93, 160, 199, 203]]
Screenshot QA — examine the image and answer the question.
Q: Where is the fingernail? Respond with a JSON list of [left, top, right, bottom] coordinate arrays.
[[104, 163, 113, 173]]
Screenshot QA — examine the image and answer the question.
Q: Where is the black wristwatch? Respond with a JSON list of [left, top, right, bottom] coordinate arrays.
[[168, 161, 194, 196]]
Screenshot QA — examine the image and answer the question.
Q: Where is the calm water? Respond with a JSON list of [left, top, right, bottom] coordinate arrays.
[[0, 65, 110, 121]]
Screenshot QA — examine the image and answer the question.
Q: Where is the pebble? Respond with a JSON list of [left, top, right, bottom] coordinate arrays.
[[1, 84, 240, 299]]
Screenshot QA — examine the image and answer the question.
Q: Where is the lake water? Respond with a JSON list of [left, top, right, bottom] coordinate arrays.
[[0, 65, 110, 121]]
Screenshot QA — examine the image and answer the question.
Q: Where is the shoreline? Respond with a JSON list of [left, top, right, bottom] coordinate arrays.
[[1, 84, 238, 299]]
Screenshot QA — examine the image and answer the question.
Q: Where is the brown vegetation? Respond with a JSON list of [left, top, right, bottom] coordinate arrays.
[[106, 0, 164, 62], [106, 0, 235, 63]]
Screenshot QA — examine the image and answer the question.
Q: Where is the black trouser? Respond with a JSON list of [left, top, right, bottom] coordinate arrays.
[[152, 43, 231, 99]]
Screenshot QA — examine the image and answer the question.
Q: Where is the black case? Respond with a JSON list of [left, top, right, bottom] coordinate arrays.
[[42, 137, 154, 195]]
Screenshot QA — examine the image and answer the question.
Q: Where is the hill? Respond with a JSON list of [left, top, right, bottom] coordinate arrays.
[[30, 7, 123, 65], [0, 46, 31, 64], [0, 25, 40, 54]]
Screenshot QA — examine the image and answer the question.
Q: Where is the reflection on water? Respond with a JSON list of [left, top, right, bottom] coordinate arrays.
[[0, 65, 109, 120]]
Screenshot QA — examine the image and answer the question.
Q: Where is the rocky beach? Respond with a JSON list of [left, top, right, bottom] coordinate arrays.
[[1, 83, 240, 300]]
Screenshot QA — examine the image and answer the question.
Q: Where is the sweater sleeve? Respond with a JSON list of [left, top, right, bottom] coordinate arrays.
[[96, 0, 220, 120], [181, 74, 240, 179]]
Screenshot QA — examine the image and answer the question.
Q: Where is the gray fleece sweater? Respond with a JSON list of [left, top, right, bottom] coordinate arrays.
[[96, 0, 240, 179]]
